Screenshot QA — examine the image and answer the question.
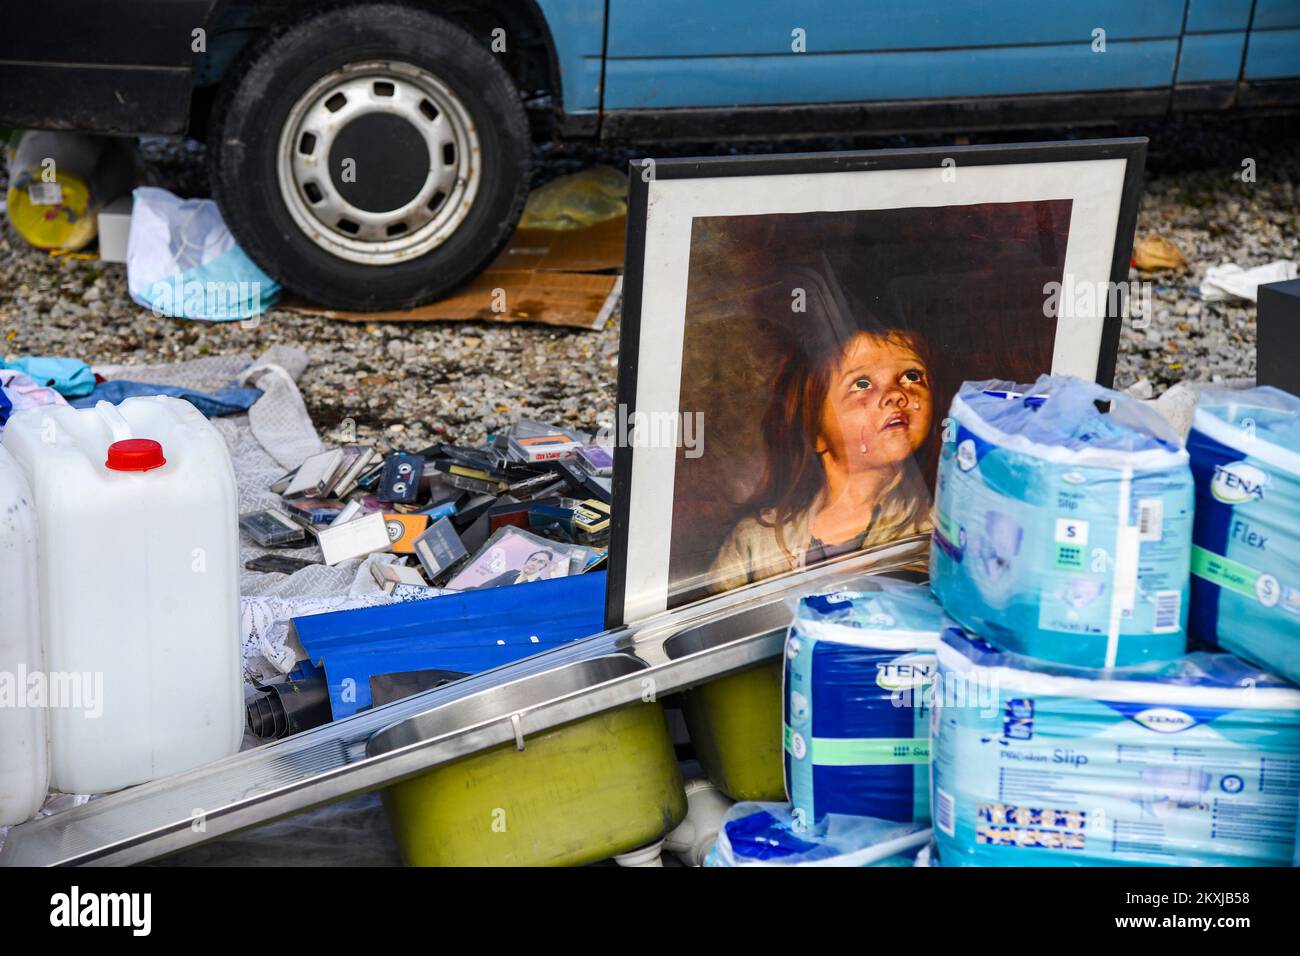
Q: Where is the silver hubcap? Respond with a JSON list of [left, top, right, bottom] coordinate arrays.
[[276, 61, 482, 265]]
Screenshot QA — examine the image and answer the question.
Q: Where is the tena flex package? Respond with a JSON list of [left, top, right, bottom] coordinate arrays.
[[1187, 386, 1300, 686]]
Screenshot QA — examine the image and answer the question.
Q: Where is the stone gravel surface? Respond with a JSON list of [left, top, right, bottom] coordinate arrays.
[[2, 116, 1296, 451]]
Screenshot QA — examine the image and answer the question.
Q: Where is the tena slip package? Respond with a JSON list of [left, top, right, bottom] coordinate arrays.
[[931, 627, 1300, 867], [1187, 386, 1300, 686], [784, 577, 944, 829], [705, 802, 931, 867], [930, 375, 1194, 668]]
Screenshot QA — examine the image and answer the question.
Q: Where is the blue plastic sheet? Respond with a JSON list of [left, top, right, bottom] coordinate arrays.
[[293, 572, 607, 718]]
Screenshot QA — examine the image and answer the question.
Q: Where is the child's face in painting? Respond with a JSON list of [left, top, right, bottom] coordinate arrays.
[[816, 332, 932, 471]]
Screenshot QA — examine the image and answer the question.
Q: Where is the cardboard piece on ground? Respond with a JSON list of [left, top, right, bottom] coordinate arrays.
[[280, 216, 625, 330], [493, 216, 625, 274]]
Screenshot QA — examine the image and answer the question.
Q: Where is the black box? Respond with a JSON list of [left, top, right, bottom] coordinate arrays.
[[1258, 278, 1300, 395]]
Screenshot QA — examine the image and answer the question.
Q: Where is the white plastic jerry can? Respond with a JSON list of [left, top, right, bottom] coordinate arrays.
[[0, 443, 48, 825], [3, 396, 242, 793]]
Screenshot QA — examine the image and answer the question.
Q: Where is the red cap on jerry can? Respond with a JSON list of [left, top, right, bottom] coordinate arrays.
[[106, 439, 166, 472]]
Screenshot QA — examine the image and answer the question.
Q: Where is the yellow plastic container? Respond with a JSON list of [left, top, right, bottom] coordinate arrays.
[[5, 132, 134, 252], [6, 169, 97, 251], [680, 660, 786, 801], [382, 701, 687, 867]]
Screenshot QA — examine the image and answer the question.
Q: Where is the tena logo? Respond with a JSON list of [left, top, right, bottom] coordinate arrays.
[[956, 439, 977, 472], [1211, 462, 1268, 505], [875, 652, 936, 692], [1131, 707, 1197, 733]]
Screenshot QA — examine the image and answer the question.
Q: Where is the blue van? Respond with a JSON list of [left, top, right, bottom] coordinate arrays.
[[2, 2, 1296, 309]]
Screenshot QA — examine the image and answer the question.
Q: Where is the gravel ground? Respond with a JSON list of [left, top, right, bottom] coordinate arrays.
[[2, 116, 1297, 450]]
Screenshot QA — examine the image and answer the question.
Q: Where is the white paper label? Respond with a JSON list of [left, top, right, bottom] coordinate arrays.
[[27, 181, 63, 206]]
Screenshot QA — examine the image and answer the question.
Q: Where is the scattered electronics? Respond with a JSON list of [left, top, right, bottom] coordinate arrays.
[[244, 419, 612, 584]]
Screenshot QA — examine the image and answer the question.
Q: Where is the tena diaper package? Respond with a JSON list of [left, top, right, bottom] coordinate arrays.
[[931, 627, 1300, 866], [784, 578, 944, 829], [931, 376, 1194, 668], [705, 802, 931, 867], [1187, 386, 1300, 686]]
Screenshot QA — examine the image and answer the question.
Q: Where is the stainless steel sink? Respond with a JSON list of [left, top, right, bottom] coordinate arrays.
[[368, 654, 648, 758], [662, 600, 791, 663]]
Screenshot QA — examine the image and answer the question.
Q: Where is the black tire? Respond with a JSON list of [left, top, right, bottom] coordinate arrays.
[[209, 4, 531, 311]]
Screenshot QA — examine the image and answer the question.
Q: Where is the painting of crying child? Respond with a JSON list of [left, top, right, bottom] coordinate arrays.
[[667, 200, 1072, 608]]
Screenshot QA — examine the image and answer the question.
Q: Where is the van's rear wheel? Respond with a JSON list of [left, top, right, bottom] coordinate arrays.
[[210, 4, 530, 311]]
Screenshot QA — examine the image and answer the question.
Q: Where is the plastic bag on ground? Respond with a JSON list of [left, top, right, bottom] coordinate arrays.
[[517, 165, 627, 230], [126, 186, 279, 321], [1199, 260, 1297, 302], [705, 801, 931, 866]]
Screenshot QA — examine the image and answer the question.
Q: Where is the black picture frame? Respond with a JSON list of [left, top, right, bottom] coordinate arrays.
[[606, 137, 1148, 629]]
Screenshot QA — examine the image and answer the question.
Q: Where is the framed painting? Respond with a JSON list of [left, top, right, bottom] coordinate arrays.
[[606, 139, 1147, 626]]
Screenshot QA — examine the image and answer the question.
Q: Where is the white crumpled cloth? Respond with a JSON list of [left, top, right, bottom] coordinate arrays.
[[1199, 260, 1297, 302]]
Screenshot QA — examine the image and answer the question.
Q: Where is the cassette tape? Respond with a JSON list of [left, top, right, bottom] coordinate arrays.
[[508, 433, 581, 463], [413, 517, 469, 582], [239, 509, 308, 547], [383, 513, 429, 554], [575, 444, 614, 477], [377, 453, 425, 503]]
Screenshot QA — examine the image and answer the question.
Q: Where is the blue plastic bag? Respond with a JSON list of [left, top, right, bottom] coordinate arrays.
[[931, 626, 1300, 867], [705, 801, 931, 866], [785, 578, 944, 828], [1188, 386, 1300, 687], [127, 187, 279, 321], [931, 375, 1194, 667]]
